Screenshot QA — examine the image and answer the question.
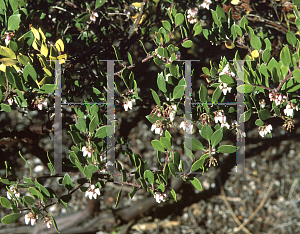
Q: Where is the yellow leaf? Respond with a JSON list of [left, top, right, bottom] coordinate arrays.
[[50, 45, 58, 57], [0, 64, 6, 72], [132, 13, 147, 25], [32, 40, 39, 50], [43, 67, 52, 76], [225, 40, 235, 49], [57, 54, 67, 64], [38, 76, 54, 86], [31, 27, 40, 40], [296, 31, 299, 35], [0, 46, 16, 59], [41, 42, 48, 57], [39, 28, 46, 42], [131, 2, 143, 9], [251, 50, 259, 58], [0, 58, 17, 66], [55, 39, 64, 53], [231, 0, 240, 5]]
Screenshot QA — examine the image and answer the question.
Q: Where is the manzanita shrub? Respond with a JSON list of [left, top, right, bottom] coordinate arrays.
[[0, 0, 300, 232]]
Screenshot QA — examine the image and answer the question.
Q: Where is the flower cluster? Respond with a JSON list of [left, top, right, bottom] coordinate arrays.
[[199, 113, 211, 126], [283, 103, 298, 117], [187, 7, 198, 24], [168, 105, 176, 122], [281, 116, 295, 132], [33, 96, 48, 110], [231, 120, 246, 141], [43, 217, 53, 229], [206, 156, 218, 167], [6, 186, 20, 200], [154, 191, 167, 203], [179, 121, 193, 134], [269, 92, 287, 106], [151, 120, 163, 136], [200, 0, 212, 10], [219, 64, 235, 77], [123, 98, 136, 111], [85, 184, 101, 199], [218, 64, 234, 95], [25, 212, 38, 226], [259, 99, 266, 108], [258, 124, 272, 137], [214, 110, 230, 128], [7, 97, 17, 106], [82, 145, 93, 157], [90, 11, 98, 22]]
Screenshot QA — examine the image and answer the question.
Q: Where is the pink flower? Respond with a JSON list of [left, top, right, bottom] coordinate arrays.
[[154, 192, 167, 203]]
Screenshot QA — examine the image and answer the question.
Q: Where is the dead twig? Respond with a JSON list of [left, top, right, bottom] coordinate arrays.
[[220, 186, 252, 234], [230, 181, 274, 234]]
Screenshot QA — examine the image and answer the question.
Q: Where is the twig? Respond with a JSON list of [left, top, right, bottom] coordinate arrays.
[[231, 181, 274, 234], [220, 186, 252, 234], [51, 6, 75, 16], [288, 178, 298, 200]]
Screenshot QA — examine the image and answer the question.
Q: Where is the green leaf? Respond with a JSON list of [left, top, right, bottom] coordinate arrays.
[[220, 74, 235, 84], [50, 214, 60, 233], [8, 14, 21, 31], [211, 128, 223, 148], [95, 0, 105, 8], [293, 69, 300, 83], [200, 124, 213, 141], [129, 187, 138, 199], [75, 117, 86, 133], [255, 119, 264, 126], [185, 138, 204, 151], [258, 109, 272, 120], [144, 170, 154, 184], [175, 13, 184, 25], [127, 52, 133, 66], [62, 174, 74, 191], [17, 55, 31, 66], [237, 84, 255, 93], [262, 50, 271, 63], [112, 45, 121, 60], [23, 63, 37, 81], [95, 126, 107, 138], [189, 177, 202, 191], [169, 63, 178, 77], [217, 145, 237, 153], [212, 86, 221, 102], [193, 21, 202, 36], [24, 196, 35, 205], [154, 57, 165, 65], [199, 84, 208, 102], [160, 136, 171, 150], [168, 163, 179, 177], [0, 197, 11, 208], [89, 115, 99, 133], [162, 20, 171, 31], [182, 40, 193, 48], [211, 10, 220, 26], [170, 189, 177, 202], [68, 130, 85, 144], [250, 35, 262, 50], [9, 0, 18, 11], [280, 45, 291, 67], [287, 31, 297, 45], [216, 5, 226, 19], [150, 88, 161, 106], [1, 103, 11, 112], [151, 140, 165, 152], [1, 213, 20, 224], [191, 158, 205, 172], [172, 85, 185, 99], [239, 110, 252, 123]]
